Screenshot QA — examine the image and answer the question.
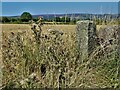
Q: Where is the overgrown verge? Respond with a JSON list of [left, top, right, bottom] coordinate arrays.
[[1, 20, 120, 89]]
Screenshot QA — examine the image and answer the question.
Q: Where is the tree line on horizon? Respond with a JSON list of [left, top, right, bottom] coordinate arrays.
[[0, 12, 119, 25], [0, 12, 74, 24]]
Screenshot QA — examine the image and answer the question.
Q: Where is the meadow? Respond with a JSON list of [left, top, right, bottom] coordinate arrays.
[[1, 23, 119, 89]]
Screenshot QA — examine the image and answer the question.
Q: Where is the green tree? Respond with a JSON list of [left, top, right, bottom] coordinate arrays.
[[54, 17, 61, 22], [20, 12, 32, 22], [61, 17, 70, 23], [0, 17, 2, 23], [2, 17, 10, 23], [10, 18, 17, 22]]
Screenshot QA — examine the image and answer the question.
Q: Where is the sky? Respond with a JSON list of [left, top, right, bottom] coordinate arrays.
[[1, 0, 120, 2], [1, 2, 119, 16]]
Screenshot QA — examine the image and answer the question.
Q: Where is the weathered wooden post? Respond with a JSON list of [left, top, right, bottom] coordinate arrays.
[[76, 20, 97, 62]]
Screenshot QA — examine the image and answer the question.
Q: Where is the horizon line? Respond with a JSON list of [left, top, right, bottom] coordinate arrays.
[[1, 12, 118, 17]]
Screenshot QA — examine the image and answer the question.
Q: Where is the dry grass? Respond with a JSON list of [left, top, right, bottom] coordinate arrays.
[[1, 24, 119, 89], [1, 24, 76, 33]]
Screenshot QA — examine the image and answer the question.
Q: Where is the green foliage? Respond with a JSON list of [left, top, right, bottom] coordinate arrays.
[[0, 17, 2, 23], [10, 18, 22, 24], [33, 18, 38, 22], [20, 12, 32, 22], [10, 18, 17, 22], [61, 17, 70, 22], [2, 17, 10, 23], [53, 16, 71, 23], [54, 17, 61, 22]]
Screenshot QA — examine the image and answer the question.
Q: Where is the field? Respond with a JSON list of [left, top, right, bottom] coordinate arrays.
[[1, 24, 76, 33], [1, 24, 120, 89]]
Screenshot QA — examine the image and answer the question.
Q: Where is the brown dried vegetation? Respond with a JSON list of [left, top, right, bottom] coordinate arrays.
[[1, 20, 120, 89]]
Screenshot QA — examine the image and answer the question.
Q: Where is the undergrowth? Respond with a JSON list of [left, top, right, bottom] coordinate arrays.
[[1, 20, 120, 89]]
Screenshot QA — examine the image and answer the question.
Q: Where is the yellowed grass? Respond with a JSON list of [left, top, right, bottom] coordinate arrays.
[[1, 24, 76, 33], [1, 24, 119, 88]]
